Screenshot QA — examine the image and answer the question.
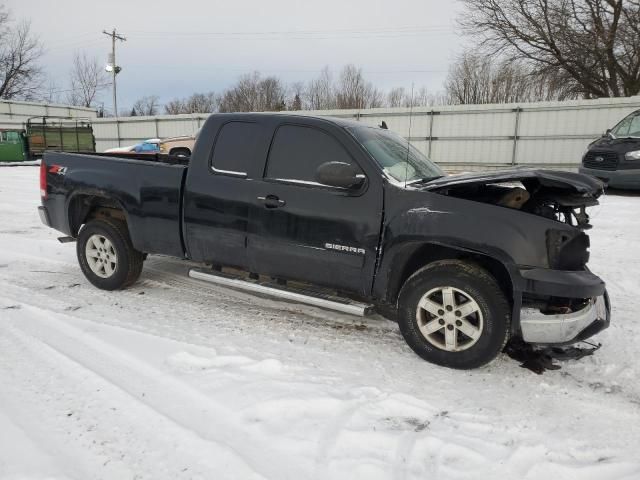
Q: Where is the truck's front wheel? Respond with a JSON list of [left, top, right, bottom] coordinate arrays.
[[397, 260, 510, 369], [77, 218, 144, 290]]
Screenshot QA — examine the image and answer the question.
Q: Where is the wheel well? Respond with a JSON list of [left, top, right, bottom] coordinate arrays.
[[390, 243, 513, 304], [170, 147, 191, 156], [68, 194, 127, 236]]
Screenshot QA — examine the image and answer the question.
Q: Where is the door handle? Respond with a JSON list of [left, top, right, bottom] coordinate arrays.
[[257, 195, 286, 208]]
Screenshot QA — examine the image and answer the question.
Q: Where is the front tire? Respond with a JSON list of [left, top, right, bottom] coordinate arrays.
[[397, 260, 510, 369], [77, 218, 144, 290]]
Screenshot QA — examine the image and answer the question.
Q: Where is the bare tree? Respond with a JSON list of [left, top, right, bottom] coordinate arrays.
[[164, 92, 217, 114], [184, 92, 217, 113], [132, 95, 160, 116], [387, 87, 406, 107], [287, 81, 305, 110], [218, 72, 286, 112], [66, 52, 109, 107], [459, 0, 640, 98], [306, 66, 335, 110], [386, 86, 447, 107], [335, 64, 382, 109], [368, 85, 384, 108], [445, 52, 577, 104], [335, 64, 366, 109], [259, 76, 286, 111], [0, 7, 43, 100], [42, 79, 62, 104], [164, 98, 185, 115], [290, 93, 302, 111]]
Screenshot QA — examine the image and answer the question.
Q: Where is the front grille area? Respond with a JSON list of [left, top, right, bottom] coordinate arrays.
[[583, 150, 619, 171]]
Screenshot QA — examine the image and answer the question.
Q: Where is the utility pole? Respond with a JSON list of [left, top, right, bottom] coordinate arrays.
[[102, 28, 126, 117]]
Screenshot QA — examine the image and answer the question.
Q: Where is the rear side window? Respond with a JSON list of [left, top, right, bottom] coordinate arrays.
[[211, 121, 261, 176], [265, 125, 357, 183]]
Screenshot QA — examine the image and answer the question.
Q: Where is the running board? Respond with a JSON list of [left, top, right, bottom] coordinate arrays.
[[189, 268, 373, 317]]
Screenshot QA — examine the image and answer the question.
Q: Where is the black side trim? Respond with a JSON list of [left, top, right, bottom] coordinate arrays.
[[519, 268, 605, 298]]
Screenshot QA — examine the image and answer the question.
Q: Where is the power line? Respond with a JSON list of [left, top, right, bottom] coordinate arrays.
[[45, 83, 113, 96], [127, 24, 454, 39]]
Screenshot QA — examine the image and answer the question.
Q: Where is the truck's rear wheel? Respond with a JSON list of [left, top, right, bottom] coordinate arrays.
[[397, 260, 510, 369], [170, 148, 190, 158], [77, 218, 144, 290]]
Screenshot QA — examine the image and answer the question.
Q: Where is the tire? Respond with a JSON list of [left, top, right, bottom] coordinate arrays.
[[397, 260, 510, 369], [170, 148, 190, 158], [76, 218, 144, 290]]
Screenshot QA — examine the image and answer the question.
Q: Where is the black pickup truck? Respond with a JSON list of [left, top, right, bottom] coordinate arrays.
[[38, 113, 610, 369]]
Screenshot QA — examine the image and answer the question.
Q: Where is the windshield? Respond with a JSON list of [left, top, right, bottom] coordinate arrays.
[[611, 111, 640, 138], [347, 126, 444, 184]]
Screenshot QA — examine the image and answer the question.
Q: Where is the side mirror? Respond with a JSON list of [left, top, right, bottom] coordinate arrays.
[[605, 128, 612, 138], [315, 161, 365, 189]]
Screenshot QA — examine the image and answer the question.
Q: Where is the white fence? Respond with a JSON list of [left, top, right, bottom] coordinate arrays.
[[92, 96, 640, 172], [8, 96, 640, 172], [0, 100, 96, 129]]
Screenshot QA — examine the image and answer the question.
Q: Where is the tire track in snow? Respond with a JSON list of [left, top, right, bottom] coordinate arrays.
[[0, 325, 175, 479], [3, 302, 312, 480], [313, 395, 378, 480], [0, 259, 405, 361]]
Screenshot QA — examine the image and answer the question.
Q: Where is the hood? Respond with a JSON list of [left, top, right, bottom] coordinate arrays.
[[588, 135, 640, 154], [422, 168, 604, 196]]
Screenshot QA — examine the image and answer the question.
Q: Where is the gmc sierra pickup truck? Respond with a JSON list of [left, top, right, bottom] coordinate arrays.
[[38, 113, 610, 369]]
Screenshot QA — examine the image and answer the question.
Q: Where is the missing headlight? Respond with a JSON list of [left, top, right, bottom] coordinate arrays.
[[546, 229, 590, 270]]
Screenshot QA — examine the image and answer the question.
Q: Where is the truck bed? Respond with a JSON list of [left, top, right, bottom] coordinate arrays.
[[42, 151, 188, 258]]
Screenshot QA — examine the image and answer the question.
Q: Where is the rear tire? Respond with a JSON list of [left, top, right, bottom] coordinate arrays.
[[397, 260, 510, 369], [76, 218, 144, 290], [170, 148, 191, 158]]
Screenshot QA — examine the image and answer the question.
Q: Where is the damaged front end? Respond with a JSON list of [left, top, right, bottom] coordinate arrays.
[[423, 168, 603, 229], [423, 168, 610, 345]]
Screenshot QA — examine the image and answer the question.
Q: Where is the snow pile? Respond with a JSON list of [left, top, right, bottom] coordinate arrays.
[[0, 167, 639, 479]]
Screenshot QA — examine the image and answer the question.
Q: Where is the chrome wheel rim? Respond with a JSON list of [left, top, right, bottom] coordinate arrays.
[[85, 234, 117, 278], [416, 286, 484, 352]]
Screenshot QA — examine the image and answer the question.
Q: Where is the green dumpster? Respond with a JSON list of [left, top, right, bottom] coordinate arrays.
[[0, 130, 28, 162]]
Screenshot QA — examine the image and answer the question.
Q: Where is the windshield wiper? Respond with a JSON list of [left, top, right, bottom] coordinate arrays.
[[406, 175, 445, 185]]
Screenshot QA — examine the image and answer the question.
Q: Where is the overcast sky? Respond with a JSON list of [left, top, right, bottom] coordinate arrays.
[[6, 0, 465, 111]]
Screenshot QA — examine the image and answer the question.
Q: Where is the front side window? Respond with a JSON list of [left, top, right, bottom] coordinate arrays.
[[347, 126, 444, 184], [211, 122, 261, 176], [6, 131, 19, 142], [266, 125, 359, 184], [138, 142, 159, 152], [612, 112, 640, 138]]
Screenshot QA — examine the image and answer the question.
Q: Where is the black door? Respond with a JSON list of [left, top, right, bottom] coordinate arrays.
[[183, 120, 270, 268], [247, 123, 383, 297]]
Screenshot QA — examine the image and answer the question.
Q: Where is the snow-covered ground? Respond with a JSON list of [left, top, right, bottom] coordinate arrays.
[[1, 166, 639, 480]]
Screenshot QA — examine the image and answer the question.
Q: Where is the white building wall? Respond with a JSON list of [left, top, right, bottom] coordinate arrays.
[[86, 96, 640, 171], [0, 100, 96, 129]]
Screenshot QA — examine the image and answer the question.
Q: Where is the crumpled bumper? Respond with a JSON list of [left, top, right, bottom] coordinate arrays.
[[520, 291, 610, 345]]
